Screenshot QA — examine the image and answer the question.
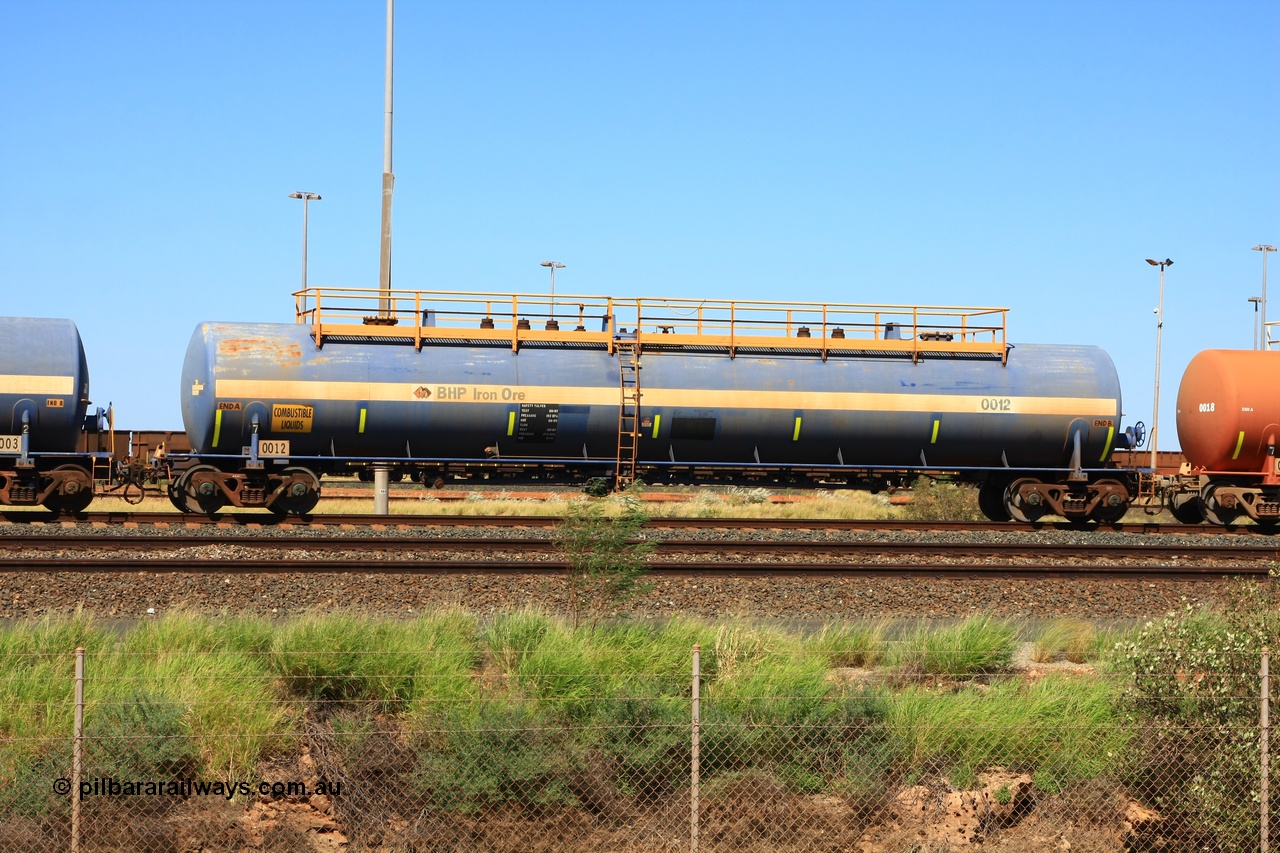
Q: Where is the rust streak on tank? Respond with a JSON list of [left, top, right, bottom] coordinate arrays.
[[216, 338, 303, 366]]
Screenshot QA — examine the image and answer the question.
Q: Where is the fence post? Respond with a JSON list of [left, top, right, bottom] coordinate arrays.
[[1263, 646, 1271, 853], [691, 644, 701, 853], [72, 646, 85, 853]]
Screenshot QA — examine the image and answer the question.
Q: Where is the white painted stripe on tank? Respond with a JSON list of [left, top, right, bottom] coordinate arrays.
[[0, 374, 75, 395], [215, 379, 1118, 417]]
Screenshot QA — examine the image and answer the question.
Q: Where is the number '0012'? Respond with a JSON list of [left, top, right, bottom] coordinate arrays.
[[1199, 402, 1215, 413], [980, 398, 1012, 411]]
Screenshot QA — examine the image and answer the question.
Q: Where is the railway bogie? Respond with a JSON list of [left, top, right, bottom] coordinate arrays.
[[167, 463, 322, 516], [977, 473, 1135, 524]]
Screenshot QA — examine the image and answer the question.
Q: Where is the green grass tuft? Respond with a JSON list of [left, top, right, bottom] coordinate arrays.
[[893, 615, 1020, 676]]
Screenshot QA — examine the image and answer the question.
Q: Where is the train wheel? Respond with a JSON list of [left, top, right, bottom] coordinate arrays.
[[271, 467, 320, 516], [168, 470, 189, 512], [1168, 492, 1204, 524], [978, 478, 1012, 522], [1198, 483, 1240, 526], [172, 465, 228, 515], [1004, 477, 1048, 523], [1090, 478, 1130, 524], [42, 465, 94, 514]]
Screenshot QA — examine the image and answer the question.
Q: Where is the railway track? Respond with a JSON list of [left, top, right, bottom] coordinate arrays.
[[0, 521, 1257, 623], [1, 533, 1276, 560], [2, 510, 1276, 536], [0, 534, 1273, 580], [0, 558, 1255, 580]]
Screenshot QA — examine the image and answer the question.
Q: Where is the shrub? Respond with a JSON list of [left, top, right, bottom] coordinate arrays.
[[899, 476, 984, 521], [582, 477, 611, 498], [1117, 579, 1280, 840], [413, 701, 582, 811], [553, 493, 654, 627]]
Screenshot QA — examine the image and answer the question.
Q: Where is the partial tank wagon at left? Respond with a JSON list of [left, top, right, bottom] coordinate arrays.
[[0, 316, 108, 512]]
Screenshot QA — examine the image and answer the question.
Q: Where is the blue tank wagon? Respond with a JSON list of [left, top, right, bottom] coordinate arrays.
[[174, 288, 1137, 520], [0, 316, 99, 512]]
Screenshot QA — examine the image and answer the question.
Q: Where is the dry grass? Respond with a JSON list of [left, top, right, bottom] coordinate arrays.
[[1031, 618, 1098, 664], [81, 485, 903, 519], [84, 482, 1178, 523]]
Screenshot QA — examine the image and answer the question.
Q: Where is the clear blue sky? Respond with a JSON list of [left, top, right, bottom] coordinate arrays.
[[2, 1, 1276, 445]]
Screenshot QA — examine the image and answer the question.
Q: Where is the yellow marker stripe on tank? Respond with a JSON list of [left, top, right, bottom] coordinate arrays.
[[0, 375, 74, 395], [212, 409, 223, 448], [507, 412, 516, 436], [931, 419, 940, 444], [216, 379, 1117, 418], [1100, 426, 1115, 462], [1233, 431, 1246, 460], [652, 414, 661, 438], [793, 417, 802, 441], [359, 408, 367, 434]]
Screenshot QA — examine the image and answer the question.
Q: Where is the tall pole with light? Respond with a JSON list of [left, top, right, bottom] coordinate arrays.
[[1146, 258, 1173, 472], [1254, 244, 1276, 349], [541, 261, 565, 323], [288, 192, 321, 290], [378, 0, 395, 318]]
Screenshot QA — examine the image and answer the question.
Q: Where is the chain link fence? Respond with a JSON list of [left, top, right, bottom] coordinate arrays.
[[0, 645, 1272, 852]]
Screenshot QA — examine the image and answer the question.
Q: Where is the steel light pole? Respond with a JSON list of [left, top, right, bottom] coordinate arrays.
[[1254, 245, 1276, 349], [540, 261, 565, 320], [1251, 296, 1263, 350], [1146, 258, 1173, 471], [289, 191, 321, 290]]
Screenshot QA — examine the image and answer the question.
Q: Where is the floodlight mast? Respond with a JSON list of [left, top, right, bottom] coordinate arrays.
[[1145, 258, 1173, 472], [378, 0, 394, 318]]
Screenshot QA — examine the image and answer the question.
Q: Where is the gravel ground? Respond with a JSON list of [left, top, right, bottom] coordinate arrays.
[[0, 520, 1242, 622]]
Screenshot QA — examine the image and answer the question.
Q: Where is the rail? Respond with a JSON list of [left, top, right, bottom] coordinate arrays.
[[293, 287, 1009, 360]]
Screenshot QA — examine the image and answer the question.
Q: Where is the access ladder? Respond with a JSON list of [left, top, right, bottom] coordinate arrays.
[[615, 339, 641, 491]]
